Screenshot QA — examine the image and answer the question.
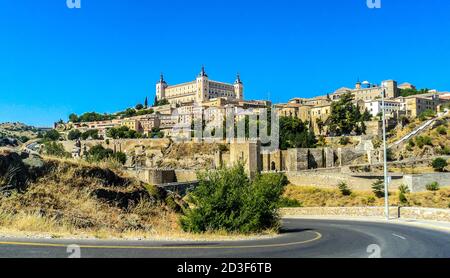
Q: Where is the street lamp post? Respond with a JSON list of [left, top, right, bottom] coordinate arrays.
[[381, 88, 389, 221]]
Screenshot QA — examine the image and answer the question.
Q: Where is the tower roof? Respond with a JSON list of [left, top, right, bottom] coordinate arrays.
[[158, 73, 167, 84], [235, 73, 243, 84], [198, 66, 208, 77]]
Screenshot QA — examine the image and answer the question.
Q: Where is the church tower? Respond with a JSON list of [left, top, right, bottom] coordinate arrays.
[[196, 66, 209, 103], [234, 73, 244, 100], [156, 73, 167, 101]]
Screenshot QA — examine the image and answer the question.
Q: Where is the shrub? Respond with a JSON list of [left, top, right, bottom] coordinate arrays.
[[67, 129, 82, 141], [43, 129, 61, 141], [279, 197, 302, 208], [397, 184, 409, 205], [181, 164, 288, 234], [415, 136, 432, 148], [436, 126, 447, 135], [339, 136, 351, 146], [432, 158, 448, 172], [86, 144, 126, 165], [337, 182, 352, 196], [19, 136, 30, 143], [408, 139, 415, 148], [42, 142, 70, 158], [398, 184, 410, 194], [372, 179, 385, 198], [440, 146, 450, 155], [426, 182, 440, 192], [399, 192, 408, 205]]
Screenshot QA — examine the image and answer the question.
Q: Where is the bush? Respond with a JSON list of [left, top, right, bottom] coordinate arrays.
[[67, 129, 82, 141], [398, 184, 410, 205], [439, 146, 450, 155], [43, 129, 60, 141], [339, 136, 351, 146], [337, 182, 352, 196], [436, 126, 447, 135], [19, 136, 30, 143], [415, 136, 433, 148], [279, 197, 302, 208], [418, 109, 436, 120], [426, 182, 440, 192], [399, 192, 408, 205], [86, 144, 126, 165], [42, 142, 70, 158], [398, 184, 410, 194], [81, 129, 99, 140], [432, 158, 448, 172], [372, 179, 385, 198], [181, 164, 288, 234]]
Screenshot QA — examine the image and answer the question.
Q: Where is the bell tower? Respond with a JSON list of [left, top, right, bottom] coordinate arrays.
[[196, 66, 209, 103], [234, 73, 244, 100], [156, 73, 167, 101]]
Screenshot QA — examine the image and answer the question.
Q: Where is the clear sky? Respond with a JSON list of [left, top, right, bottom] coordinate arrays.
[[1, 0, 449, 127]]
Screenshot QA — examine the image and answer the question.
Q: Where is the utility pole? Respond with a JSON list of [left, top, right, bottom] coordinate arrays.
[[381, 88, 389, 220]]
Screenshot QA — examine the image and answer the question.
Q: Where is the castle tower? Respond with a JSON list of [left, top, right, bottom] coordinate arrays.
[[381, 80, 399, 99], [156, 73, 167, 101], [196, 66, 209, 103], [234, 73, 244, 100]]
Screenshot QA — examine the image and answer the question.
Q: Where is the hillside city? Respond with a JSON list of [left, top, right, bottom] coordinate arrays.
[[1, 67, 450, 258]]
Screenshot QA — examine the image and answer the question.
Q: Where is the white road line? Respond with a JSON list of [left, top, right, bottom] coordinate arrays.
[[392, 233, 406, 240]]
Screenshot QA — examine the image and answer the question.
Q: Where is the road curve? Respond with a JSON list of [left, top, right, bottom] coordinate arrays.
[[0, 219, 449, 258]]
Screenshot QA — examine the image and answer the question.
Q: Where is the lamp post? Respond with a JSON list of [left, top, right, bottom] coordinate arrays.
[[381, 87, 389, 220]]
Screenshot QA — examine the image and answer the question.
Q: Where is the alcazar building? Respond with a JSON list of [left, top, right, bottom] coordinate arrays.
[[156, 67, 244, 105]]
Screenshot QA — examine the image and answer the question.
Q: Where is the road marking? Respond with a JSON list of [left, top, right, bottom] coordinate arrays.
[[392, 233, 406, 240], [0, 231, 322, 250]]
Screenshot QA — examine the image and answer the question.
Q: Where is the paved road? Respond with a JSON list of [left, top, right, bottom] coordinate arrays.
[[0, 219, 449, 258]]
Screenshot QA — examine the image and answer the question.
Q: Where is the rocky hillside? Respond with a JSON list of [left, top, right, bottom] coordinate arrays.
[[0, 122, 43, 142], [0, 150, 182, 238], [389, 116, 450, 160]]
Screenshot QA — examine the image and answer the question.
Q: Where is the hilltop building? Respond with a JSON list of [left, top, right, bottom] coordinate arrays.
[[156, 67, 244, 106]]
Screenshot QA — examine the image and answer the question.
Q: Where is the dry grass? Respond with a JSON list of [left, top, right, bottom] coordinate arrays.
[[284, 185, 450, 209], [0, 155, 273, 241]]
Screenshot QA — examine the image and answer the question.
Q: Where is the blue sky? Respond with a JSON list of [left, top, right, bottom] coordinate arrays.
[[1, 0, 450, 127]]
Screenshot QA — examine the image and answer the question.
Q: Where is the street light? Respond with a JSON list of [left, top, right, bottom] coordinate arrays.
[[380, 84, 389, 221]]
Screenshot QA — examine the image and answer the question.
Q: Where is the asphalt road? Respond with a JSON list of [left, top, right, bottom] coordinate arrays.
[[0, 219, 449, 258]]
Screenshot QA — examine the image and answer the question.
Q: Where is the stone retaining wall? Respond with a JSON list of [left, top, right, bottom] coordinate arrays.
[[286, 172, 403, 190], [281, 207, 400, 218], [403, 173, 450, 192], [281, 207, 450, 222]]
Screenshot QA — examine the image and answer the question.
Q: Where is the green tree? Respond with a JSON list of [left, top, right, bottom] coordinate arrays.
[[135, 103, 144, 110], [43, 129, 61, 141], [69, 113, 79, 123], [372, 179, 385, 198], [338, 182, 352, 196], [432, 158, 448, 172], [82, 129, 100, 140], [328, 92, 367, 136], [86, 144, 127, 165], [154, 98, 169, 107], [19, 136, 30, 143], [279, 117, 317, 150], [42, 142, 70, 158], [181, 164, 288, 233], [67, 129, 82, 141]]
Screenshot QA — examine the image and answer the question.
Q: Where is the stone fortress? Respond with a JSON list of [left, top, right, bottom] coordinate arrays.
[[156, 66, 244, 105]]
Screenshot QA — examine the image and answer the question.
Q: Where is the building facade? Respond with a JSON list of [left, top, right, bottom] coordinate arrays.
[[156, 67, 244, 106]]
